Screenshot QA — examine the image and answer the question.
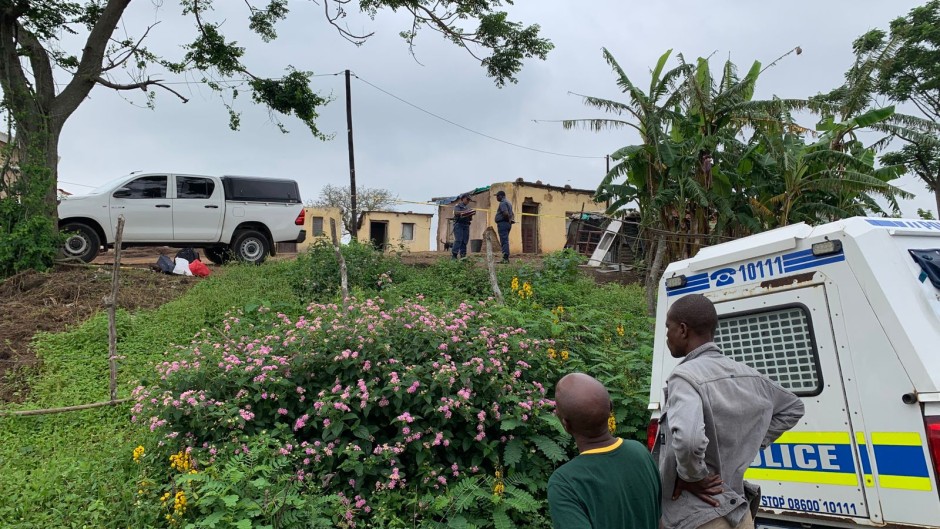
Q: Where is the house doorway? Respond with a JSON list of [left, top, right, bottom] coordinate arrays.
[[369, 221, 388, 251], [521, 199, 539, 254]]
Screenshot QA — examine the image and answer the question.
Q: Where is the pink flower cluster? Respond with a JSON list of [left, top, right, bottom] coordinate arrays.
[[133, 296, 564, 517]]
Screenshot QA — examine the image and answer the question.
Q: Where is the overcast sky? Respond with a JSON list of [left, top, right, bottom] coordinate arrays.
[[54, 0, 935, 227]]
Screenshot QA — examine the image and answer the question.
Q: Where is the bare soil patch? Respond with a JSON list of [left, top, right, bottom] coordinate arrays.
[[0, 265, 196, 402]]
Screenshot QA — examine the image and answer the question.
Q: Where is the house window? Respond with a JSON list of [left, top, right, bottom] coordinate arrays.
[[715, 306, 821, 396], [401, 223, 415, 241], [311, 216, 325, 236]]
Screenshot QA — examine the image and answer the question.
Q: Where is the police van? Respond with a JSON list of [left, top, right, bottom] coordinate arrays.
[[647, 217, 940, 529]]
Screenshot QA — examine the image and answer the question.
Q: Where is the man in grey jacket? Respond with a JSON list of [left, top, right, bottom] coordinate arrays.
[[658, 294, 804, 529]]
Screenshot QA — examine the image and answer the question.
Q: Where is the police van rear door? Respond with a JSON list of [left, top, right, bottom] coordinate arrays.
[[713, 284, 871, 522]]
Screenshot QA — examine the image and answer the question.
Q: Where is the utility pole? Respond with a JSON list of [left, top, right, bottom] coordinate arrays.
[[345, 69, 358, 241], [606, 154, 610, 174]]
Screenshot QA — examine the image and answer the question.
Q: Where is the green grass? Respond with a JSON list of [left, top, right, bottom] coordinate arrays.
[[0, 251, 652, 528], [0, 262, 296, 528]]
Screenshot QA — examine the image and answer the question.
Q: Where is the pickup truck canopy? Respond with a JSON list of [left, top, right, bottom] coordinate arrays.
[[221, 176, 301, 204]]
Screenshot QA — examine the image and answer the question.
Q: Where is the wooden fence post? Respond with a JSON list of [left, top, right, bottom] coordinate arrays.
[[330, 218, 350, 304], [483, 227, 504, 304], [106, 216, 125, 402]]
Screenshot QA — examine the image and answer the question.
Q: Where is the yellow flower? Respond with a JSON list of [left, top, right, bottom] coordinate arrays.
[[547, 348, 556, 359], [160, 492, 171, 504], [510, 277, 520, 292], [515, 281, 533, 300], [608, 412, 617, 434], [169, 451, 192, 472], [132, 445, 145, 463], [616, 323, 625, 337], [493, 481, 505, 497], [556, 305, 564, 314], [493, 469, 505, 497], [560, 350, 569, 361]]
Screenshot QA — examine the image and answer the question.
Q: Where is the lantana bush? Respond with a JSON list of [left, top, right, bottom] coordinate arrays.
[[133, 297, 572, 528]]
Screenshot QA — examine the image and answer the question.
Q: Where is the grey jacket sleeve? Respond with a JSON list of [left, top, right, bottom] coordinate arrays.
[[667, 377, 709, 482], [761, 384, 805, 448]]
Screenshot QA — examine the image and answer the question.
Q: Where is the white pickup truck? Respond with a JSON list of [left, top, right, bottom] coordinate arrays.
[[57, 172, 307, 264]]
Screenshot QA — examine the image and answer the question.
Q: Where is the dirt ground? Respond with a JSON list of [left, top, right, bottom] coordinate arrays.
[[0, 262, 197, 402]]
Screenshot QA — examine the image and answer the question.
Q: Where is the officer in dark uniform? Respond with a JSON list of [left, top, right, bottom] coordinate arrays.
[[452, 193, 474, 259], [494, 190, 514, 263]]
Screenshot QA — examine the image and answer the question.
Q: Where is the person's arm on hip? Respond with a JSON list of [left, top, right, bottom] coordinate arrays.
[[667, 377, 709, 483]]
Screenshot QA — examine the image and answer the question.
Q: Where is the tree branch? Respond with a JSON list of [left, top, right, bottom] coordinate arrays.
[[15, 23, 56, 106], [0, 12, 36, 120], [94, 76, 190, 103], [324, 0, 373, 45], [102, 22, 159, 72], [404, 4, 485, 62], [53, 0, 132, 127]]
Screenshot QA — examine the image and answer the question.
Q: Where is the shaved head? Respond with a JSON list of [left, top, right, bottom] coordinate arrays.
[[667, 294, 717, 337], [665, 294, 718, 358], [555, 373, 612, 438]]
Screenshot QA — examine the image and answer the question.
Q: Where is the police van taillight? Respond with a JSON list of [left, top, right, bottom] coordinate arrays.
[[926, 415, 940, 491], [294, 208, 305, 226], [647, 419, 659, 452]]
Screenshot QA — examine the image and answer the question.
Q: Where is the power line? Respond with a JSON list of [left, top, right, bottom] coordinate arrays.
[[350, 73, 606, 160]]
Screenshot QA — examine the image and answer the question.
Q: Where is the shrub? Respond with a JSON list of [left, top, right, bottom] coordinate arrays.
[[133, 297, 573, 527], [289, 241, 410, 302]]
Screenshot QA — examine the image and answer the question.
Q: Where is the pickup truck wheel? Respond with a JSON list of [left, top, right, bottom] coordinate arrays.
[[60, 222, 101, 263], [204, 246, 232, 265], [231, 230, 269, 265]]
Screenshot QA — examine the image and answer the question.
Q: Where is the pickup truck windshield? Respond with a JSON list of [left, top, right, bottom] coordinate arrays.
[[90, 174, 136, 194]]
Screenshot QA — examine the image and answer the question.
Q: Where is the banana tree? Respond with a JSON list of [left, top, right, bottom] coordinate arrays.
[[563, 48, 692, 311]]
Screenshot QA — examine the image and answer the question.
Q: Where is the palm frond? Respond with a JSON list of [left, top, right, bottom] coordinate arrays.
[[561, 118, 642, 134]]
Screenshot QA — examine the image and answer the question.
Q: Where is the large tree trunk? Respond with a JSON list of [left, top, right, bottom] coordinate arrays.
[[15, 115, 62, 219], [0, 1, 126, 274]]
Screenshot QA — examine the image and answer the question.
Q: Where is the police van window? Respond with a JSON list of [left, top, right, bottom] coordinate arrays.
[[715, 306, 821, 395], [176, 176, 215, 199]]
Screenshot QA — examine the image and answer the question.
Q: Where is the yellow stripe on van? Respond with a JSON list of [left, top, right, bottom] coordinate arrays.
[[879, 475, 933, 491], [775, 431, 851, 445], [871, 432, 922, 446], [745, 468, 859, 486], [855, 432, 866, 445]]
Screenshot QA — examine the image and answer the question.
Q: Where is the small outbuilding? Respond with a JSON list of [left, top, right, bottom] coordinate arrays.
[[356, 211, 433, 252]]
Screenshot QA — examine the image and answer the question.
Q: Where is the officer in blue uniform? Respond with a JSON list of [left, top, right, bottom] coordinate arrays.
[[452, 193, 474, 259], [494, 190, 515, 263]]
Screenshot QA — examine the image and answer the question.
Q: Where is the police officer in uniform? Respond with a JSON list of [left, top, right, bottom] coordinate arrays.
[[494, 190, 514, 263], [452, 193, 474, 259]]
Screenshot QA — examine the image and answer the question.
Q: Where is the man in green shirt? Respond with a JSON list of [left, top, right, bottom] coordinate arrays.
[[548, 373, 662, 529]]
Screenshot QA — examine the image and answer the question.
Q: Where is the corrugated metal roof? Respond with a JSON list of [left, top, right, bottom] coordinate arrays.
[[430, 186, 491, 205]]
